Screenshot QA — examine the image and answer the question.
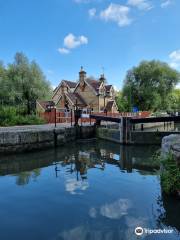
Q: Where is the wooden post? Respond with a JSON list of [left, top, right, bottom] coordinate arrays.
[[90, 109, 92, 125], [71, 109, 72, 126], [121, 117, 132, 144], [54, 107, 57, 128]]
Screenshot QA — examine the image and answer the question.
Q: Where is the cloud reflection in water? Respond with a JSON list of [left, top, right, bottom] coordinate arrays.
[[65, 178, 89, 195]]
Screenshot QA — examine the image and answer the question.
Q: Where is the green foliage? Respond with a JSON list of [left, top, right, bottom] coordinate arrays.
[[150, 149, 162, 168], [0, 106, 45, 126], [167, 89, 180, 111], [14, 169, 41, 185], [0, 52, 52, 114], [160, 152, 180, 195], [115, 91, 129, 112], [0, 52, 52, 126], [119, 60, 180, 111]]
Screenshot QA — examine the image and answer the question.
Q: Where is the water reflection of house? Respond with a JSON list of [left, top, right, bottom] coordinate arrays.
[[51, 67, 118, 113]]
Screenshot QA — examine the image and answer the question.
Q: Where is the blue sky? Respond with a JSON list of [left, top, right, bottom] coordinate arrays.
[[0, 0, 180, 89]]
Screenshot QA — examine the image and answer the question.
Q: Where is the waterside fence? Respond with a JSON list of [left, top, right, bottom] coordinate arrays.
[[39, 109, 151, 125]]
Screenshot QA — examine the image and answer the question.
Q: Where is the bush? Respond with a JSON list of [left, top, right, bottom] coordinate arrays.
[[0, 106, 45, 126], [160, 152, 180, 195]]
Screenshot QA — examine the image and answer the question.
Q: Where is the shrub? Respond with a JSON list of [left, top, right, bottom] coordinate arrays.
[[160, 152, 180, 195], [0, 106, 45, 126]]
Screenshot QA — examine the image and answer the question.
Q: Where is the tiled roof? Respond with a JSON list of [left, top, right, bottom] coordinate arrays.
[[66, 92, 87, 106], [86, 78, 100, 93], [37, 100, 55, 110], [63, 80, 77, 88], [86, 78, 113, 94], [105, 101, 114, 111], [105, 85, 112, 92], [52, 80, 76, 97]]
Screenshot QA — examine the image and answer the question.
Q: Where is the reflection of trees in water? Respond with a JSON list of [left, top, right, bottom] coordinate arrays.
[[14, 168, 41, 186], [155, 193, 180, 232], [1, 140, 159, 186], [55, 141, 159, 182]]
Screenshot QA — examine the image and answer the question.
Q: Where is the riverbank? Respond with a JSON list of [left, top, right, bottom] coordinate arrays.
[[0, 124, 95, 153], [161, 134, 180, 198], [1, 122, 180, 154]]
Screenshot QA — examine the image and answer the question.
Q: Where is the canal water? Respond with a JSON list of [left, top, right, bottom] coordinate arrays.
[[0, 140, 179, 240]]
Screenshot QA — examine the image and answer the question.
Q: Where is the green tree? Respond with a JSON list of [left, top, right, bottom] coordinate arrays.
[[167, 89, 180, 111], [5, 52, 52, 114], [115, 91, 129, 112], [122, 60, 180, 111], [0, 61, 9, 101]]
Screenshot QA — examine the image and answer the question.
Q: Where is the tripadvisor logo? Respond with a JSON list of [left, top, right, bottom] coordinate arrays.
[[135, 226, 174, 236], [135, 227, 144, 236]]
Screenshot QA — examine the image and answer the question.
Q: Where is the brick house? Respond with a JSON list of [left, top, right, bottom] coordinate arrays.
[[51, 67, 118, 113], [50, 67, 118, 113]]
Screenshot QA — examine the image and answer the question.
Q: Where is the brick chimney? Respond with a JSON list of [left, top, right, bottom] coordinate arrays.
[[99, 74, 106, 84], [79, 66, 86, 84]]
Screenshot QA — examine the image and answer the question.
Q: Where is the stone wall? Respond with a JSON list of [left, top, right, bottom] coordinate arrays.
[[96, 126, 180, 145], [130, 131, 179, 145], [0, 126, 95, 154], [161, 134, 180, 164], [96, 127, 121, 143]]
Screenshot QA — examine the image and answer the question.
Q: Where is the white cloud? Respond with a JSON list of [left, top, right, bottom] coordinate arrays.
[[100, 198, 131, 219], [169, 62, 180, 69], [51, 85, 56, 90], [58, 33, 88, 54], [169, 49, 180, 70], [65, 178, 89, 194], [161, 0, 172, 8], [176, 83, 180, 89], [113, 85, 120, 92], [89, 207, 97, 218], [169, 49, 180, 62], [127, 0, 153, 11], [89, 8, 96, 17], [100, 3, 132, 27], [64, 33, 88, 49], [58, 48, 70, 54]]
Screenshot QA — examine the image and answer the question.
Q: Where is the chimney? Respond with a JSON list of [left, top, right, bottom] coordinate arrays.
[[79, 66, 86, 83], [99, 74, 106, 84]]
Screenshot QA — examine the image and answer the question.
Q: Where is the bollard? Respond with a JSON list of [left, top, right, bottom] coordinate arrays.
[[54, 107, 57, 128], [90, 110, 92, 125], [71, 109, 72, 126]]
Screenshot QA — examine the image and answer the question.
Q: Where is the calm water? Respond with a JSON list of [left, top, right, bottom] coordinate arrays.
[[0, 140, 179, 240]]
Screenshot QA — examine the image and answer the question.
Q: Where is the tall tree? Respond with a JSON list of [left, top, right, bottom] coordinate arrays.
[[0, 61, 8, 101], [122, 60, 180, 111], [6, 52, 52, 114]]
